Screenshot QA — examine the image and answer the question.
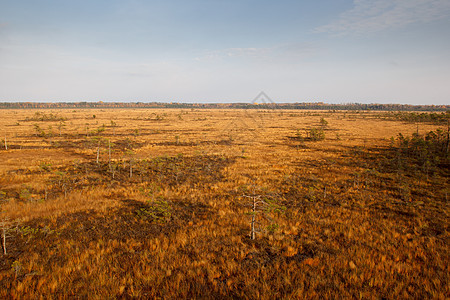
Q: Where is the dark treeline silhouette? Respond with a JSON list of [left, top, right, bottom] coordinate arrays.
[[0, 101, 448, 111]]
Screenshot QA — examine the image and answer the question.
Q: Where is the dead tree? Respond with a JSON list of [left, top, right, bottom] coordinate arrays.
[[130, 159, 133, 178], [96, 139, 101, 164], [0, 217, 13, 255], [108, 139, 111, 165]]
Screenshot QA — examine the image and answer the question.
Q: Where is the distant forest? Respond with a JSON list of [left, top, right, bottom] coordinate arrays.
[[0, 101, 448, 111]]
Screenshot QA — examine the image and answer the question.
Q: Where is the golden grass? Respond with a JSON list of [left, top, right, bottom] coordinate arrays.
[[0, 108, 448, 298]]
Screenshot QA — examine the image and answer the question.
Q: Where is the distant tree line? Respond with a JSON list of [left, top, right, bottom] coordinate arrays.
[[381, 111, 450, 125], [0, 101, 448, 111]]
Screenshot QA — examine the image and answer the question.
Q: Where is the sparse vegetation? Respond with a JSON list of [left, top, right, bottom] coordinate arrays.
[[24, 112, 66, 122], [0, 108, 448, 298], [135, 197, 172, 223], [307, 126, 326, 141]]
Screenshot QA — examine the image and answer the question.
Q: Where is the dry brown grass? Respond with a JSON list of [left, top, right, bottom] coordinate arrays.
[[0, 108, 448, 298]]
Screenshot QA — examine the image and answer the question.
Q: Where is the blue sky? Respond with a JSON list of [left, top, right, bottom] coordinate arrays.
[[0, 0, 449, 104]]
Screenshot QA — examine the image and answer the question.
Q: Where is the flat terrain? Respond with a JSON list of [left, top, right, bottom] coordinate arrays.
[[0, 108, 448, 298]]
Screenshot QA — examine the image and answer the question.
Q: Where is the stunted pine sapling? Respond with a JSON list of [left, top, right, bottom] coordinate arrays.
[[57, 121, 66, 136], [125, 150, 136, 178], [242, 188, 285, 240], [108, 139, 112, 165], [110, 120, 117, 136], [96, 139, 101, 164], [90, 136, 108, 164]]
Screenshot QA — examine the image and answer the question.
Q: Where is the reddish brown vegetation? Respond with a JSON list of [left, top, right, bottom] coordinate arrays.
[[0, 109, 448, 298]]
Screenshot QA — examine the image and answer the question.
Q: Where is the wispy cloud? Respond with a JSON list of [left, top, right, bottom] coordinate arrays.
[[196, 42, 320, 63], [316, 0, 450, 35], [197, 47, 270, 61]]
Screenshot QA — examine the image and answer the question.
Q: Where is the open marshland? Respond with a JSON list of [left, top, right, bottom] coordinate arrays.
[[0, 108, 448, 298]]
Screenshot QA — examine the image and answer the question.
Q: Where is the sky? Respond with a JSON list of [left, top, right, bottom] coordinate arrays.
[[0, 0, 449, 105]]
